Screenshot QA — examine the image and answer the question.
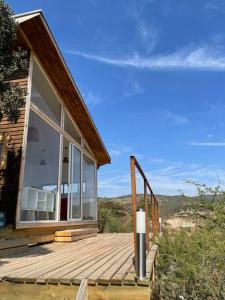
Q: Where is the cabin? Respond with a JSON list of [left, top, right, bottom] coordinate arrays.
[[0, 10, 111, 243], [0, 10, 161, 299]]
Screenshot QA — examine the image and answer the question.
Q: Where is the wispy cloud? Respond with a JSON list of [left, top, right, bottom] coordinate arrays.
[[190, 141, 225, 146], [125, 0, 159, 53], [82, 91, 101, 105], [159, 111, 188, 127], [151, 158, 165, 164], [137, 21, 159, 53], [109, 145, 133, 158], [65, 45, 225, 71], [203, 2, 225, 13], [123, 74, 144, 97], [204, 3, 220, 11]]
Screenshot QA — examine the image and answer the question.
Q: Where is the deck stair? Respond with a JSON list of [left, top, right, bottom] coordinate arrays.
[[55, 228, 97, 242]]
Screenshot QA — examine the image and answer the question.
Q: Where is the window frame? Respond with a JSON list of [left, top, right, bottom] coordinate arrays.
[[16, 53, 98, 228], [82, 153, 97, 221]]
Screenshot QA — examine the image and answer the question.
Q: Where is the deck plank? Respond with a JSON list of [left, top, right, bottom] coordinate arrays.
[[98, 246, 134, 285], [6, 237, 120, 283], [123, 272, 136, 286], [1, 235, 112, 276], [0, 233, 156, 288], [85, 244, 133, 286], [110, 252, 135, 285], [39, 238, 125, 284], [71, 240, 132, 285]]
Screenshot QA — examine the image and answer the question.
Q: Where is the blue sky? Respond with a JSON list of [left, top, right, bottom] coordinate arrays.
[[9, 0, 225, 196]]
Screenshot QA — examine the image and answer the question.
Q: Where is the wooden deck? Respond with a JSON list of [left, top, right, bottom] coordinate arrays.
[[0, 233, 156, 287]]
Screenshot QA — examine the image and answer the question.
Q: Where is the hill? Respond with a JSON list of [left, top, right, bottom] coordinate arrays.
[[98, 194, 200, 221]]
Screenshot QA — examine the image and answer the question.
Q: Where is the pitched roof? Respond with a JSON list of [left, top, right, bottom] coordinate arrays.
[[14, 10, 111, 166]]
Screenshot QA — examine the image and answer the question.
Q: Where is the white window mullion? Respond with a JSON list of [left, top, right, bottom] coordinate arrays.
[[95, 162, 98, 221], [56, 105, 64, 222], [67, 142, 72, 221], [81, 150, 83, 221], [56, 132, 63, 222]]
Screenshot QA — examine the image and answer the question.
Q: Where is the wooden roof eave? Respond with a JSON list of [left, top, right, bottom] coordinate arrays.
[[14, 11, 111, 166]]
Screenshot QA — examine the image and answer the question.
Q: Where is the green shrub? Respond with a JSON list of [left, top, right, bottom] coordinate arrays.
[[156, 183, 225, 300], [98, 200, 133, 233]]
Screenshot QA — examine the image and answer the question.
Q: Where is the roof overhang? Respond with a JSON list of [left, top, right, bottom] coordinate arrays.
[[14, 10, 111, 166]]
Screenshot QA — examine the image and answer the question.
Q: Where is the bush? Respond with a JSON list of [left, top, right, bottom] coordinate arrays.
[[98, 200, 133, 233], [156, 183, 225, 300]]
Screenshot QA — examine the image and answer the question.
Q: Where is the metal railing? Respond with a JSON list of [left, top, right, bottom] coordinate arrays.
[[130, 156, 160, 254]]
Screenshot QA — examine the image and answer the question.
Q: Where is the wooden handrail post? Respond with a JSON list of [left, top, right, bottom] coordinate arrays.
[[144, 180, 149, 251], [154, 200, 158, 237], [151, 193, 155, 240], [130, 156, 137, 256], [156, 201, 160, 234]]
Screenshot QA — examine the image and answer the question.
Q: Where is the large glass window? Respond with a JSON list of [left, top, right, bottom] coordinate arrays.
[[31, 59, 61, 125], [20, 58, 98, 223], [21, 111, 60, 221], [60, 137, 70, 221], [82, 154, 96, 220], [64, 112, 81, 144], [70, 146, 81, 219]]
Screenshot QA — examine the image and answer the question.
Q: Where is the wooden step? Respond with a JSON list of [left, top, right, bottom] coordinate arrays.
[[55, 228, 97, 237], [55, 228, 97, 242]]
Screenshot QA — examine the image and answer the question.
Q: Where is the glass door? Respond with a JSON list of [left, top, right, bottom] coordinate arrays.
[[69, 145, 81, 219], [60, 137, 70, 221]]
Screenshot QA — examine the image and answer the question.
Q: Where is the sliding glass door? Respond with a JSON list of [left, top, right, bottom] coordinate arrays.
[[70, 145, 81, 219], [60, 141, 81, 221], [82, 154, 96, 220]]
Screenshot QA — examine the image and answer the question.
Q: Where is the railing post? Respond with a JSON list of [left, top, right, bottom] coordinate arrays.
[[154, 200, 159, 237], [144, 180, 149, 251], [151, 193, 156, 240], [130, 156, 137, 256], [156, 201, 160, 234]]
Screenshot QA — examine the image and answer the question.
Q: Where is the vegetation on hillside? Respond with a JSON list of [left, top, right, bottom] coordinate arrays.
[[0, 0, 28, 123], [98, 200, 133, 233], [99, 183, 225, 299], [98, 193, 200, 233], [156, 182, 225, 300]]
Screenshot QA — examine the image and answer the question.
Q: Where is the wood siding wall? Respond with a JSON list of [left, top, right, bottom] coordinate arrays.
[[0, 78, 28, 226]]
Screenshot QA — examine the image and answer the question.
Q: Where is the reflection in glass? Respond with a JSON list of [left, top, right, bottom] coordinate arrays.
[[21, 111, 60, 221], [31, 60, 61, 125], [64, 112, 81, 144], [83, 154, 96, 220], [70, 146, 81, 219], [60, 138, 70, 221]]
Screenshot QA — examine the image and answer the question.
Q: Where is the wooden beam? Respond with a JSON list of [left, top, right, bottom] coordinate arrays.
[[144, 181, 149, 251], [151, 193, 156, 240], [130, 157, 137, 257]]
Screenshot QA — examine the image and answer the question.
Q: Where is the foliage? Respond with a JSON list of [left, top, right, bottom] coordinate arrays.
[[98, 200, 133, 233], [156, 182, 225, 300], [0, 0, 28, 123]]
